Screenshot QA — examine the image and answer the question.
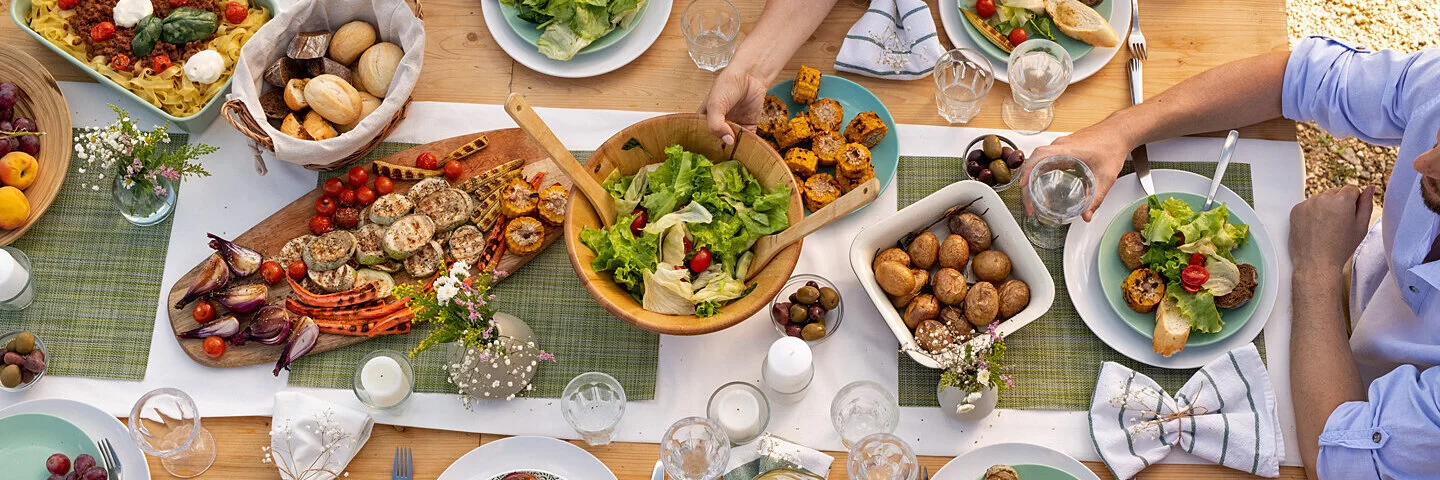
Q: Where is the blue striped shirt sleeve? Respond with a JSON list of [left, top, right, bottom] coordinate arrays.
[[1317, 365, 1440, 479]]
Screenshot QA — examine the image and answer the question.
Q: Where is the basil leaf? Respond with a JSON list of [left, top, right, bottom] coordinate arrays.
[[160, 7, 218, 44], [131, 15, 162, 57]]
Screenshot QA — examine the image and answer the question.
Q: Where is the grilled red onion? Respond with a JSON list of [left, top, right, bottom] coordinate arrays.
[[246, 305, 293, 346], [214, 284, 269, 313], [175, 253, 230, 309], [208, 233, 262, 277], [273, 316, 318, 376], [177, 316, 241, 339]]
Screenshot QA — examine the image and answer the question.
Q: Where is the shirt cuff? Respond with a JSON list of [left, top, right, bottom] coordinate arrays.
[[1281, 36, 1361, 122], [1317, 401, 1383, 480]]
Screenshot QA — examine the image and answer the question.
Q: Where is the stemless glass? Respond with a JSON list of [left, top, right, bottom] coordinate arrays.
[[846, 433, 919, 480], [1024, 154, 1096, 249], [661, 416, 731, 480], [829, 381, 899, 448], [128, 388, 216, 478], [682, 0, 740, 71], [561, 371, 627, 446], [933, 48, 994, 124], [1001, 39, 1074, 134]]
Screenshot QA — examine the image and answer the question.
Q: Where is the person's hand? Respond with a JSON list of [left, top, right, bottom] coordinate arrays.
[[1289, 185, 1375, 274], [698, 64, 772, 145], [1018, 127, 1131, 222]]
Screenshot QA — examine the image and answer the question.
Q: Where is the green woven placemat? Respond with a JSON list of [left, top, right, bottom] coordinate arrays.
[[894, 157, 1265, 410], [0, 130, 185, 381], [287, 145, 660, 400]]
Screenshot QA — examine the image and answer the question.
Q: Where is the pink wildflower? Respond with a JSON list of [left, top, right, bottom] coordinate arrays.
[[537, 352, 556, 362]]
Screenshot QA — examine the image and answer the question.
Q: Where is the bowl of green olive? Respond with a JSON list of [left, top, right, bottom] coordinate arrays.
[[1, 330, 46, 391], [963, 134, 1026, 192], [770, 274, 844, 345]]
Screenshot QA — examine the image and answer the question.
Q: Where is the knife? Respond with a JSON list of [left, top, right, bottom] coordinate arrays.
[[1127, 57, 1154, 196]]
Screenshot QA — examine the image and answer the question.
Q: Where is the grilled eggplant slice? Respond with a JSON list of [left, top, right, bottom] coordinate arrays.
[[383, 214, 436, 260], [404, 241, 444, 278], [354, 268, 395, 298], [273, 234, 317, 265], [369, 193, 414, 225], [354, 223, 387, 265], [303, 230, 357, 272], [308, 264, 356, 293], [370, 260, 402, 273], [416, 188, 473, 232], [448, 225, 486, 264], [407, 177, 450, 204]]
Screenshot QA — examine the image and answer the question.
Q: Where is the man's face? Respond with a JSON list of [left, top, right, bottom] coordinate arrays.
[[1419, 128, 1440, 214]]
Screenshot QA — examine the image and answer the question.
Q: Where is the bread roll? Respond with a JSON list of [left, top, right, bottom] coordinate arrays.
[[303, 74, 364, 125], [338, 92, 382, 133], [355, 42, 403, 97], [329, 21, 377, 65], [283, 78, 309, 111], [304, 111, 338, 140], [280, 113, 310, 140]]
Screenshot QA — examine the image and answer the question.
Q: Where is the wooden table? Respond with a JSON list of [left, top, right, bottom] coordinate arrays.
[[0, 0, 1304, 477]]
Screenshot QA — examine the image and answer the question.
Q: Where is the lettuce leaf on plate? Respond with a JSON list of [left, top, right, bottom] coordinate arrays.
[[1168, 284, 1223, 333]]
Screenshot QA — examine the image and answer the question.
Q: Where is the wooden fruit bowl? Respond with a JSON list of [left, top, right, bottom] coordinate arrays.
[[562, 114, 803, 336], [0, 44, 70, 245]]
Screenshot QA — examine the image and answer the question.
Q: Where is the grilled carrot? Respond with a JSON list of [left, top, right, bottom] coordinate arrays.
[[528, 172, 546, 190], [285, 297, 410, 320], [314, 310, 415, 336], [287, 277, 378, 308]]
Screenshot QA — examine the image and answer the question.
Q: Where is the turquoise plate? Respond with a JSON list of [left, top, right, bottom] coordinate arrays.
[[958, 0, 1111, 65], [766, 75, 898, 215], [0, 413, 102, 478], [1096, 192, 1265, 346], [974, 464, 1078, 480], [499, 1, 648, 57]]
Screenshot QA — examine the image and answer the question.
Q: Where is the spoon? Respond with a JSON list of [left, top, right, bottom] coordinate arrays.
[[745, 177, 881, 281], [1203, 130, 1240, 211], [504, 93, 617, 227]]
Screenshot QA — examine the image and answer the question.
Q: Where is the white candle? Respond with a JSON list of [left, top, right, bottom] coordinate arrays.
[[360, 355, 409, 407], [762, 337, 814, 394], [0, 248, 31, 304], [714, 388, 763, 441]]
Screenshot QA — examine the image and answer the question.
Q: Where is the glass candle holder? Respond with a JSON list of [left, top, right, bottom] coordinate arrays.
[[353, 350, 415, 409], [706, 381, 770, 445]]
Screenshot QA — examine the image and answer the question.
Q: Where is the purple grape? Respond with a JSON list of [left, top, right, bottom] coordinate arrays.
[[0, 137, 17, 157], [72, 455, 95, 474], [18, 135, 39, 155], [0, 83, 17, 110], [47, 453, 71, 474], [63, 473, 77, 480], [48, 474, 65, 480], [0, 121, 14, 132], [13, 117, 35, 132], [0, 106, 13, 123], [80, 467, 107, 480]]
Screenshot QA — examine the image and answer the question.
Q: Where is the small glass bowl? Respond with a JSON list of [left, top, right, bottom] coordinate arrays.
[[0, 330, 47, 392], [769, 274, 844, 345], [706, 381, 770, 445], [352, 350, 415, 409], [961, 134, 1023, 192]]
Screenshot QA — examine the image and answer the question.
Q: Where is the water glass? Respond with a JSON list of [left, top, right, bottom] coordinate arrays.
[[846, 433, 919, 480], [932, 49, 994, 124], [1001, 39, 1074, 134], [561, 372, 627, 446], [0, 246, 36, 311], [682, 0, 740, 71], [1024, 154, 1095, 249], [128, 388, 216, 478], [830, 381, 899, 448], [661, 416, 731, 480]]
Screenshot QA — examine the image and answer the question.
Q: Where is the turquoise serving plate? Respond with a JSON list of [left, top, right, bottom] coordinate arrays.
[[766, 74, 898, 214], [974, 464, 1078, 480], [959, 0, 1111, 65], [498, 0, 648, 57], [9, 0, 276, 132], [1096, 192, 1266, 347], [0, 413, 102, 478]]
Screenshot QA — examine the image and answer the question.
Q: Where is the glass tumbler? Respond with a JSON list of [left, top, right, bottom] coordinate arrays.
[[933, 48, 994, 124], [1001, 39, 1074, 134], [0, 246, 36, 311], [561, 372, 627, 446], [128, 388, 216, 478], [830, 381, 899, 448], [847, 433, 919, 480], [1024, 154, 1096, 249], [682, 0, 740, 71], [661, 416, 731, 480]]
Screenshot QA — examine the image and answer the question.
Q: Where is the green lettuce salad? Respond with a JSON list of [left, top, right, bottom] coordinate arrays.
[[1138, 197, 1250, 333], [501, 0, 647, 61], [581, 145, 791, 317]]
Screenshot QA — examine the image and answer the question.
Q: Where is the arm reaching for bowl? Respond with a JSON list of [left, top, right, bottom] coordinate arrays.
[[699, 0, 839, 145]]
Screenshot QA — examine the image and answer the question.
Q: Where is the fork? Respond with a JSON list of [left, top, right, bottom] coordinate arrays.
[[922, 465, 930, 480], [97, 439, 122, 480], [392, 447, 413, 480], [1127, 0, 1147, 60]]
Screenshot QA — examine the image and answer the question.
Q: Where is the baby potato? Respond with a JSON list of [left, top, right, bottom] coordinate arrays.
[[949, 212, 992, 254], [932, 268, 968, 305], [965, 281, 1000, 327], [1132, 203, 1150, 231], [972, 250, 1012, 283], [938, 234, 970, 270], [907, 231, 940, 269], [914, 319, 954, 353], [904, 294, 940, 329], [875, 261, 916, 296], [911, 268, 930, 291], [1119, 231, 1148, 270], [997, 279, 1030, 319], [940, 305, 972, 339], [874, 248, 912, 270]]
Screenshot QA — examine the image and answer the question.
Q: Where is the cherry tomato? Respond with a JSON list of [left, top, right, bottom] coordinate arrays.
[[168, 0, 190, 6], [975, 0, 996, 18], [322, 177, 345, 198], [90, 22, 115, 42], [1008, 27, 1027, 46], [191, 300, 216, 323], [287, 259, 307, 280], [259, 261, 284, 285], [345, 166, 369, 188], [1181, 264, 1210, 288], [1189, 253, 1207, 266], [314, 196, 337, 216], [355, 185, 376, 205], [333, 207, 360, 228], [151, 55, 172, 72], [57, 0, 77, 9], [629, 209, 647, 237], [337, 188, 356, 206], [416, 152, 439, 170], [224, 1, 248, 24], [443, 160, 463, 180], [203, 336, 226, 358], [309, 215, 333, 235], [689, 247, 712, 273], [109, 53, 131, 71], [374, 176, 395, 195]]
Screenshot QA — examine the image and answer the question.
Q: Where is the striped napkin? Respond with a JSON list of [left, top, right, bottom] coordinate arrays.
[[1088, 344, 1283, 479], [834, 0, 946, 80]]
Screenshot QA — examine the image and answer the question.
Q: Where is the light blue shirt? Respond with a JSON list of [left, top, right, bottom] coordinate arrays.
[[1282, 36, 1440, 479]]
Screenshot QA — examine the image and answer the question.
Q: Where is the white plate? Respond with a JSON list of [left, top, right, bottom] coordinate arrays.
[[850, 180, 1056, 368], [481, 0, 673, 79], [936, 0, 1131, 84], [437, 436, 616, 480], [1063, 169, 1278, 369], [932, 442, 1101, 480], [0, 398, 152, 479]]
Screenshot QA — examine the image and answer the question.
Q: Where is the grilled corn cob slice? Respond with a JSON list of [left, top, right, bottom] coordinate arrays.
[[784, 148, 819, 178], [792, 65, 821, 105], [844, 111, 889, 148], [775, 117, 813, 149]]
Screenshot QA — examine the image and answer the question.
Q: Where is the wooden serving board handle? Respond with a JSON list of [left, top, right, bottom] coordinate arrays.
[[745, 177, 880, 281], [504, 93, 616, 227]]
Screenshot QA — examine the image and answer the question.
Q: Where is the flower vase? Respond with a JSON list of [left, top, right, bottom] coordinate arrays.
[[936, 385, 999, 421], [444, 312, 541, 406], [112, 174, 177, 226]]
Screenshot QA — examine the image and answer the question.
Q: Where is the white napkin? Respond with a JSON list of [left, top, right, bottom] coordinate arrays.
[[268, 392, 375, 480], [834, 0, 946, 80], [723, 433, 835, 479], [1088, 344, 1283, 479]]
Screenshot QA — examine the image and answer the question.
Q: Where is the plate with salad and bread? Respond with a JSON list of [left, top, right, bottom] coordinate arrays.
[[938, 0, 1130, 84]]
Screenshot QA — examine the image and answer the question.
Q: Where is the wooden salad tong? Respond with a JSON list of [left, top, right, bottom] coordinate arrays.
[[504, 93, 617, 227], [745, 177, 880, 281]]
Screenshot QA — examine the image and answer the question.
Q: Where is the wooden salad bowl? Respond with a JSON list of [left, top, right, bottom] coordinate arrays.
[[562, 114, 804, 336], [0, 45, 70, 245]]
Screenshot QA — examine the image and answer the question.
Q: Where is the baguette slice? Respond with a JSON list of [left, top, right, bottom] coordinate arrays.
[[1152, 296, 1190, 357], [1046, 0, 1120, 48]]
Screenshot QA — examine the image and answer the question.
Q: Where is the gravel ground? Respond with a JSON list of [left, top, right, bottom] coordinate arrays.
[[1287, 0, 1440, 203]]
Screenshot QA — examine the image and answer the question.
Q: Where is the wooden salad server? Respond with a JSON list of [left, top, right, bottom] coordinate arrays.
[[504, 93, 617, 227], [744, 177, 881, 281]]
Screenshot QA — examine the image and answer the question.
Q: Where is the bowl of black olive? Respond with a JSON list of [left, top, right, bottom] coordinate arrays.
[[770, 274, 844, 345], [962, 134, 1026, 191]]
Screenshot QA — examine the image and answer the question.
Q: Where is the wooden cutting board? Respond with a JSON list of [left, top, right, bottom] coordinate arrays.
[[165, 128, 573, 368]]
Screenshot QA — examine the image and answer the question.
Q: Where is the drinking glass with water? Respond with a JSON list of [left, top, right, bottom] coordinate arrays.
[[561, 372, 627, 446], [683, 0, 740, 71], [829, 380, 899, 448], [1002, 39, 1073, 134], [933, 49, 994, 124], [1024, 154, 1095, 249]]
